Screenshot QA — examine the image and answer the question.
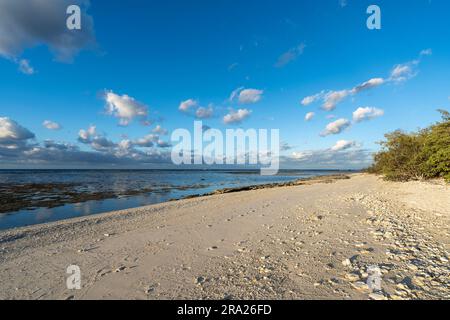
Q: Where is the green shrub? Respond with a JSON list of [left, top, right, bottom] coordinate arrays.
[[369, 110, 450, 182]]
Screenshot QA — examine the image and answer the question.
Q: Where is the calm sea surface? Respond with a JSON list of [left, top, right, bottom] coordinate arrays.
[[0, 169, 349, 230]]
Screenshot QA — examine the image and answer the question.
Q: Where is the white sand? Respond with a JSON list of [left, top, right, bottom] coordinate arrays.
[[0, 174, 448, 300]]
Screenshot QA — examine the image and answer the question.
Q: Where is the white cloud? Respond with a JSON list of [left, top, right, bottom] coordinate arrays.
[[132, 133, 171, 149], [229, 87, 244, 102], [331, 140, 355, 151], [302, 77, 384, 111], [179, 99, 198, 112], [291, 151, 313, 160], [238, 89, 263, 104], [152, 125, 168, 135], [321, 118, 351, 136], [323, 90, 350, 111], [43, 140, 78, 151], [0, 0, 96, 63], [43, 120, 62, 130], [78, 125, 97, 142], [223, 109, 252, 124], [0, 120, 173, 166], [0, 117, 35, 146], [388, 49, 432, 83], [285, 146, 371, 169], [351, 78, 384, 94], [18, 59, 34, 75], [77, 124, 172, 156], [104, 91, 149, 126], [118, 139, 133, 151], [78, 125, 116, 152], [301, 92, 324, 106], [179, 99, 214, 119], [389, 64, 415, 82], [352, 107, 384, 122], [134, 134, 159, 147], [195, 106, 214, 119], [301, 49, 432, 110], [275, 43, 306, 68], [321, 78, 384, 110], [305, 112, 315, 121]]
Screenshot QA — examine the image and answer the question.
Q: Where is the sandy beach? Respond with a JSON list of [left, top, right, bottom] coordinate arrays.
[[0, 174, 448, 300]]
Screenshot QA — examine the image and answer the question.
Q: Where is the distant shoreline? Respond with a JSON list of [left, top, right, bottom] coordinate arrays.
[[179, 173, 352, 200]]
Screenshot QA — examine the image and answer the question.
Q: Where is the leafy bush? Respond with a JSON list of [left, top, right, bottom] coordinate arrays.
[[369, 110, 450, 182]]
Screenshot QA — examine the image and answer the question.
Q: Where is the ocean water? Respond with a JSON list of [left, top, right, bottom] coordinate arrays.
[[0, 169, 347, 230]]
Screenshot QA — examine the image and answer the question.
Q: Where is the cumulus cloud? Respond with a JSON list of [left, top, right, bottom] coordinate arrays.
[[132, 132, 171, 149], [0, 118, 36, 159], [285, 146, 371, 169], [305, 112, 315, 121], [78, 125, 116, 152], [44, 140, 78, 151], [18, 59, 34, 75], [104, 91, 149, 126], [179, 99, 198, 112], [75, 125, 171, 160], [275, 43, 306, 68], [134, 134, 159, 148], [350, 78, 384, 94], [301, 49, 431, 110], [389, 63, 415, 83], [238, 89, 264, 104], [19, 140, 172, 167], [323, 90, 350, 111], [291, 151, 313, 160], [179, 99, 215, 119], [320, 118, 351, 136], [331, 140, 356, 151], [388, 49, 432, 83], [286, 140, 369, 169], [301, 91, 324, 106], [352, 107, 384, 122], [321, 79, 384, 110], [223, 109, 252, 124], [0, 117, 35, 147], [195, 106, 214, 119], [0, 0, 96, 63], [152, 125, 168, 135], [43, 120, 62, 130], [229, 87, 244, 102], [0, 118, 172, 167], [78, 125, 96, 142]]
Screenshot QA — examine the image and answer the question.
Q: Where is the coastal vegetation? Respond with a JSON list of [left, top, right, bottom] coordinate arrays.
[[369, 109, 450, 182]]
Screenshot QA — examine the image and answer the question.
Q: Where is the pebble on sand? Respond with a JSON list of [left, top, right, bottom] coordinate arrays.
[[369, 292, 387, 300]]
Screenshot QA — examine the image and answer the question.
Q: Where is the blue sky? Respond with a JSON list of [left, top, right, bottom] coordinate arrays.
[[0, 0, 449, 169]]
